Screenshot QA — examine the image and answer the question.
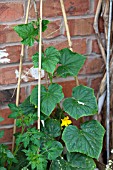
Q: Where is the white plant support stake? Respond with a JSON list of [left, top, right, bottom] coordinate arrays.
[[38, 0, 43, 131], [106, 0, 113, 162], [12, 0, 31, 152]]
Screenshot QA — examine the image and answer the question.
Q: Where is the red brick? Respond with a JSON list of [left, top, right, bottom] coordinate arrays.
[[27, 43, 38, 61], [90, 76, 103, 93], [43, 20, 61, 39], [0, 45, 21, 63], [68, 18, 94, 36], [29, 0, 90, 18], [58, 78, 87, 97], [0, 25, 21, 44], [80, 57, 104, 74], [92, 40, 101, 54], [0, 128, 13, 143], [0, 88, 26, 107], [0, 108, 13, 125], [0, 65, 32, 85], [44, 39, 87, 54], [94, 0, 99, 13], [0, 3, 24, 22]]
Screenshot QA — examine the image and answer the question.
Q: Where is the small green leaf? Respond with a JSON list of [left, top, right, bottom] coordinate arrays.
[[32, 52, 44, 68], [42, 140, 63, 160], [57, 48, 86, 78], [0, 117, 4, 122], [30, 84, 64, 116], [19, 96, 36, 115], [44, 119, 61, 137], [8, 103, 20, 119], [0, 130, 4, 138], [62, 120, 105, 159], [6, 150, 14, 159], [24, 150, 47, 170], [32, 46, 60, 74], [14, 23, 38, 46], [0, 167, 7, 170], [67, 152, 96, 170], [42, 19, 50, 32], [63, 85, 98, 120]]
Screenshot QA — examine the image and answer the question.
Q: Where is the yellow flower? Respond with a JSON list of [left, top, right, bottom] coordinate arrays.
[[61, 116, 72, 127], [35, 105, 38, 108]]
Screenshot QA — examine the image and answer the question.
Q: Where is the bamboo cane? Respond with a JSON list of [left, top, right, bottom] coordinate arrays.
[[37, 0, 43, 131], [12, 0, 31, 152], [60, 0, 79, 86]]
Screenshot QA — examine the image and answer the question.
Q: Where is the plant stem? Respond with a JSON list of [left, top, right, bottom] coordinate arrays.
[[8, 124, 25, 170], [48, 73, 53, 84]]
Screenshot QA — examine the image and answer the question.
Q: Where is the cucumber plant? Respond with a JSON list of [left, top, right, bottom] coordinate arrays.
[[0, 19, 105, 170]]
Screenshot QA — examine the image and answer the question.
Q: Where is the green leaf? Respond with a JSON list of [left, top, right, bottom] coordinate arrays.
[[30, 84, 64, 116], [14, 23, 38, 46], [50, 157, 74, 170], [63, 85, 98, 120], [8, 103, 20, 119], [62, 120, 105, 159], [0, 130, 4, 138], [32, 46, 60, 74], [0, 167, 7, 170], [19, 96, 36, 115], [42, 140, 63, 160], [0, 117, 4, 122], [6, 150, 14, 159], [32, 52, 44, 68], [24, 149, 47, 170], [42, 19, 50, 32], [56, 48, 86, 78], [50, 153, 96, 170], [44, 119, 61, 137], [67, 152, 96, 170]]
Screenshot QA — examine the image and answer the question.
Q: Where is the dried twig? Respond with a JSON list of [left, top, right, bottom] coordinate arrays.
[[12, 0, 31, 152], [94, 0, 106, 64]]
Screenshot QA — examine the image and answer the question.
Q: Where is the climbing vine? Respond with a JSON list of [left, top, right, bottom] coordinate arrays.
[[0, 1, 106, 170]]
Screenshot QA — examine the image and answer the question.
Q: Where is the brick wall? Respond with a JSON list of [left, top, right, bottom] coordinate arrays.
[[0, 0, 104, 145]]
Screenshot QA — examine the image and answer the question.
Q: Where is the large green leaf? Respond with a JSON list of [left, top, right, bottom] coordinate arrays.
[[63, 85, 98, 120], [44, 119, 61, 137], [56, 48, 86, 78], [62, 120, 105, 159], [32, 46, 60, 74], [67, 152, 96, 170], [30, 84, 64, 116], [50, 153, 96, 170], [42, 140, 63, 160], [14, 23, 38, 46], [50, 157, 70, 170]]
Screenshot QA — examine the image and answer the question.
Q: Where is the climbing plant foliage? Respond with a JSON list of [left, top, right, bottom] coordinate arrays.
[[0, 18, 105, 170]]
